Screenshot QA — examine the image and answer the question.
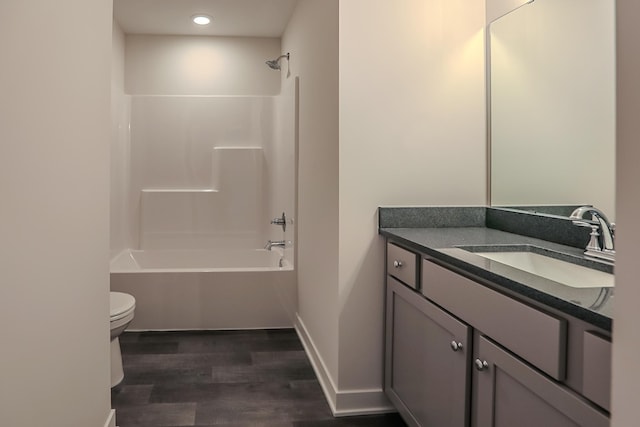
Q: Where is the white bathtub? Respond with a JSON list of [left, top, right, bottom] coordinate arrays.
[[110, 248, 296, 330], [110, 248, 291, 272]]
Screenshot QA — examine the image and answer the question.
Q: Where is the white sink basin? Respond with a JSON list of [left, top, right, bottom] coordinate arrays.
[[474, 251, 614, 289]]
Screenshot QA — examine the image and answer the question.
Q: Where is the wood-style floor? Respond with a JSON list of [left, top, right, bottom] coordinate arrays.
[[111, 329, 407, 427]]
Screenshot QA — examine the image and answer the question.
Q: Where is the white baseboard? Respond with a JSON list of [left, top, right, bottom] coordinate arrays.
[[294, 314, 395, 417], [334, 389, 396, 417], [294, 314, 338, 413], [104, 409, 116, 427]]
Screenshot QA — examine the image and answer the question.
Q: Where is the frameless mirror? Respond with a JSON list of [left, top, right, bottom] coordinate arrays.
[[489, 0, 616, 219]]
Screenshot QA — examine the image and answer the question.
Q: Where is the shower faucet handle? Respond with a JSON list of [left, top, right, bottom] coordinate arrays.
[[270, 212, 287, 232]]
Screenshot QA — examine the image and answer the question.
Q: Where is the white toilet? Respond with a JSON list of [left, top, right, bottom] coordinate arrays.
[[110, 291, 136, 388]]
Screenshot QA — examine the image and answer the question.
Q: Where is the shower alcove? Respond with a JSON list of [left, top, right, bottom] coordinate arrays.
[[110, 28, 298, 330]]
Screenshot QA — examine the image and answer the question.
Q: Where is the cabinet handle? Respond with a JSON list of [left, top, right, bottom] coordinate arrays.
[[450, 341, 463, 352], [475, 359, 489, 371], [393, 260, 403, 268]]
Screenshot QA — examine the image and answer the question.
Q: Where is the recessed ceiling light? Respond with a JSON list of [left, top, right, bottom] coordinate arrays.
[[192, 14, 212, 25]]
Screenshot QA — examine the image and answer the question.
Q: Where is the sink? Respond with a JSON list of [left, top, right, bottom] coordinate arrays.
[[471, 250, 614, 289]]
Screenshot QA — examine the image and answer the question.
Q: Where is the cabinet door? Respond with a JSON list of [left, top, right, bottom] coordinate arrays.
[[473, 335, 609, 427], [386, 276, 471, 427], [582, 331, 611, 411]]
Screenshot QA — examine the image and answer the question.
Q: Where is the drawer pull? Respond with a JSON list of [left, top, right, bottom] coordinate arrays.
[[393, 260, 404, 268], [450, 341, 463, 352], [475, 359, 489, 371]]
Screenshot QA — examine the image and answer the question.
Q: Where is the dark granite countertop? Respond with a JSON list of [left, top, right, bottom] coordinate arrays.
[[380, 226, 613, 331]]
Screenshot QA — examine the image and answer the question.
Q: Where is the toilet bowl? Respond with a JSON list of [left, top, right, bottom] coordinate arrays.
[[110, 291, 135, 388]]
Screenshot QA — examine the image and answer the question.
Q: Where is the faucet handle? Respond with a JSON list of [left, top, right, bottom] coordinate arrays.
[[270, 212, 287, 232], [585, 224, 602, 253]]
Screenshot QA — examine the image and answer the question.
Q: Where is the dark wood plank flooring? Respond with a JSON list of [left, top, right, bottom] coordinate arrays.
[[111, 329, 407, 427]]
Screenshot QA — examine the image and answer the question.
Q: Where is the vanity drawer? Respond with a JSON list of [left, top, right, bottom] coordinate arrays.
[[387, 243, 418, 289], [422, 258, 567, 380], [582, 331, 611, 411]]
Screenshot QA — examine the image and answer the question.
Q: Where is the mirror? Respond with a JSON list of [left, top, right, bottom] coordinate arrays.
[[489, 0, 616, 219]]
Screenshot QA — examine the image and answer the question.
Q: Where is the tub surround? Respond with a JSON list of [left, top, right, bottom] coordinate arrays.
[[138, 146, 266, 251], [110, 92, 298, 331], [379, 206, 612, 331]]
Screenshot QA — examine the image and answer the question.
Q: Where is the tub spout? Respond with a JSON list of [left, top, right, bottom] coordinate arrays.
[[265, 240, 286, 250]]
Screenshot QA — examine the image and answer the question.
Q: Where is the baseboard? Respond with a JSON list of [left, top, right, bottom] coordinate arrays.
[[294, 314, 338, 413], [294, 314, 395, 417], [104, 409, 116, 427], [127, 326, 294, 332], [334, 389, 396, 417]]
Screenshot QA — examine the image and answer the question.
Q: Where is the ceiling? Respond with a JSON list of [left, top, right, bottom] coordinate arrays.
[[113, 0, 298, 37]]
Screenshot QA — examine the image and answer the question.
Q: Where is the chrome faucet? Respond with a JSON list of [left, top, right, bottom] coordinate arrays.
[[264, 240, 286, 251], [569, 206, 615, 262], [270, 212, 287, 232]]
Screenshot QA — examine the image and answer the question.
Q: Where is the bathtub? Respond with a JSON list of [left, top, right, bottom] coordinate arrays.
[[110, 248, 296, 330]]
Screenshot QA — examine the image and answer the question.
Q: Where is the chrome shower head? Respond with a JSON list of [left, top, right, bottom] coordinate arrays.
[[266, 53, 290, 70]]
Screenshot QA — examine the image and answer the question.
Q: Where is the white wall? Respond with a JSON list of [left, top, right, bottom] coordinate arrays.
[[283, 0, 485, 415], [336, 0, 486, 413], [125, 35, 281, 95], [611, 0, 640, 425], [282, 0, 341, 404], [486, 0, 532, 22], [0, 0, 112, 426]]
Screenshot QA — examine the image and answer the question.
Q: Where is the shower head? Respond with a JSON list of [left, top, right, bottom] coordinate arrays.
[[266, 53, 290, 70], [265, 59, 281, 70]]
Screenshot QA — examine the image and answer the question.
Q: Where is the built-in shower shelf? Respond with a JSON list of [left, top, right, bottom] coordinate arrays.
[[141, 188, 219, 193]]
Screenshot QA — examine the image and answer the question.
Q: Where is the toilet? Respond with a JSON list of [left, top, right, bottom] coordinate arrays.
[[110, 291, 136, 388]]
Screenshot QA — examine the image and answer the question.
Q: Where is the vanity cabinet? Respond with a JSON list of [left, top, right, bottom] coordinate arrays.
[[384, 241, 610, 427], [422, 258, 567, 381], [473, 334, 608, 427], [385, 276, 471, 427]]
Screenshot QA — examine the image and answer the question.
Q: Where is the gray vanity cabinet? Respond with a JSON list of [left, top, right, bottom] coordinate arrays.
[[473, 335, 609, 427], [385, 276, 471, 427], [384, 241, 610, 427]]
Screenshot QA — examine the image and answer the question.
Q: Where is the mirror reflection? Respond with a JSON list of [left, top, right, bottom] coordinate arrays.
[[489, 0, 616, 219]]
